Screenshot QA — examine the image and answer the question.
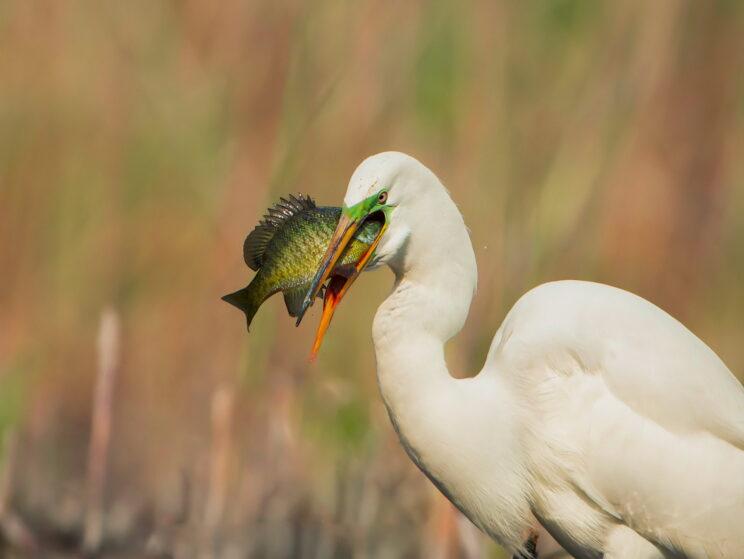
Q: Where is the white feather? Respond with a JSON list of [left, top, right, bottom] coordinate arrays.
[[340, 152, 744, 558]]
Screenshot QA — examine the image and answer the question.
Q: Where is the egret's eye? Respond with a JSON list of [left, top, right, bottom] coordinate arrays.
[[378, 191, 388, 204]]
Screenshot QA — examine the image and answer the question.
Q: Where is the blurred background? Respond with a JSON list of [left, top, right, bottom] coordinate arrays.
[[1, 0, 743, 557]]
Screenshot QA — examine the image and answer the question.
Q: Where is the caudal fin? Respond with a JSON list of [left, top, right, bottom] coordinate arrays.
[[221, 285, 261, 331]]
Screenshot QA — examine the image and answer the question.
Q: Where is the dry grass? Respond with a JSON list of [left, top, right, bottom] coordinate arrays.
[[0, 0, 743, 557]]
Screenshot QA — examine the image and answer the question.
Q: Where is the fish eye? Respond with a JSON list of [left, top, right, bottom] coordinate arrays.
[[378, 191, 388, 204]]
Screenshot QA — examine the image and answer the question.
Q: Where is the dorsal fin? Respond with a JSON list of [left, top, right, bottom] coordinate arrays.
[[243, 193, 316, 270]]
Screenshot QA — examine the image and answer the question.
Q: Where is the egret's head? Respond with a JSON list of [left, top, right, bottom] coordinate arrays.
[[341, 151, 428, 265], [299, 151, 464, 357]]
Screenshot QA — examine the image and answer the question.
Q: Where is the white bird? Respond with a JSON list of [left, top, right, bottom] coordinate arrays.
[[298, 152, 744, 559]]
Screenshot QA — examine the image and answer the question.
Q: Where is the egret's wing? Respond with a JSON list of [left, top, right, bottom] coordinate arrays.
[[487, 281, 744, 556], [490, 280, 744, 447]]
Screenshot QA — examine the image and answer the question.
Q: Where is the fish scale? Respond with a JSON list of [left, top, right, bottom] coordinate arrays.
[[222, 194, 381, 330]]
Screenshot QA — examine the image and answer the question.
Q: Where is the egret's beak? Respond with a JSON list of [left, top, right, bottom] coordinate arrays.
[[297, 207, 387, 359]]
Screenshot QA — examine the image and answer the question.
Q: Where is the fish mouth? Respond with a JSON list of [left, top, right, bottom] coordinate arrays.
[[298, 210, 387, 359]]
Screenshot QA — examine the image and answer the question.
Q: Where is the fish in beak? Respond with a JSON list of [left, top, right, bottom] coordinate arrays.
[[298, 194, 389, 359]]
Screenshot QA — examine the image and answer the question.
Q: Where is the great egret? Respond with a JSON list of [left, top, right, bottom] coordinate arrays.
[[298, 152, 744, 558]]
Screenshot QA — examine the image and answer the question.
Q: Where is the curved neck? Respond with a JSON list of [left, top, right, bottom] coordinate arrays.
[[372, 184, 477, 391], [370, 191, 532, 551], [372, 272, 472, 392], [372, 269, 475, 448], [372, 181, 478, 411]]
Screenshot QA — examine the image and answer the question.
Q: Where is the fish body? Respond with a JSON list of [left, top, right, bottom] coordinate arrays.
[[222, 194, 381, 329]]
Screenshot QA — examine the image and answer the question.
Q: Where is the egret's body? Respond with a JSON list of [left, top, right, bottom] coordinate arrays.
[[309, 152, 744, 558]]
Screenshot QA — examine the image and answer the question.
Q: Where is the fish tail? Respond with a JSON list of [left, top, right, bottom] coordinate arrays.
[[221, 283, 265, 331]]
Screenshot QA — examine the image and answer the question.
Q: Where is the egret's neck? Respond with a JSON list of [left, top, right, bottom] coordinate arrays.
[[372, 188, 478, 439], [373, 260, 475, 387], [370, 194, 532, 550], [373, 189, 477, 393]]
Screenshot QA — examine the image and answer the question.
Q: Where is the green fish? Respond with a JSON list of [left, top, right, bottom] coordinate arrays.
[[222, 194, 382, 330]]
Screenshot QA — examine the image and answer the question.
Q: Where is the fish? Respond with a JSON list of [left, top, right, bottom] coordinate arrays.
[[222, 194, 383, 330]]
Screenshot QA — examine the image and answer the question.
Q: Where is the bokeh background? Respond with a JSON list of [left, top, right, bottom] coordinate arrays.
[[1, 1, 743, 557]]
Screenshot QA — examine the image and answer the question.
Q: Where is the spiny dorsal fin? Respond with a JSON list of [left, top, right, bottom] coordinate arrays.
[[243, 194, 316, 270]]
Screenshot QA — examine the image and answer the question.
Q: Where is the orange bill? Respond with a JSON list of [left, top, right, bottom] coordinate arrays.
[[307, 218, 388, 359], [297, 213, 360, 324]]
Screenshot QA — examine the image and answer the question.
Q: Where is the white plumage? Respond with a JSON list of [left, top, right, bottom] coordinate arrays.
[[335, 152, 744, 558]]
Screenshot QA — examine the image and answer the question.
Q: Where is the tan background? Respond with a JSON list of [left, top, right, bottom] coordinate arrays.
[[1, 1, 743, 557]]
